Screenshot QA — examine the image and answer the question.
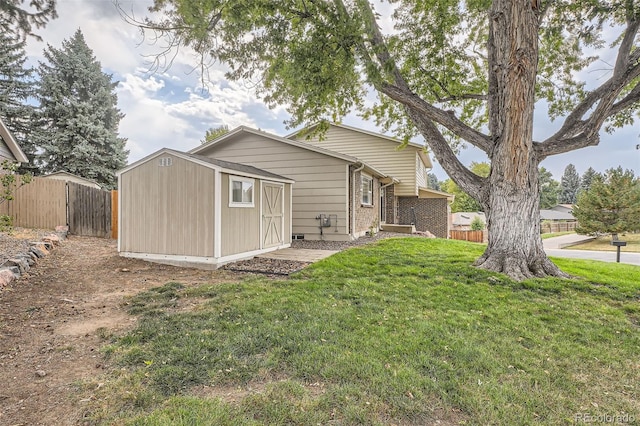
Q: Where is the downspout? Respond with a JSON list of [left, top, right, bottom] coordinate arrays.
[[352, 162, 365, 239]]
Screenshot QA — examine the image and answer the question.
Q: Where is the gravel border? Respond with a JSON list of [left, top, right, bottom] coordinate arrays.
[[224, 231, 434, 276], [0, 228, 54, 266]]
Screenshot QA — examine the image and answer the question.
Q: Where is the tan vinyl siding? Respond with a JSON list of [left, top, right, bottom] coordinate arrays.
[[220, 173, 260, 256], [0, 137, 15, 161], [284, 183, 292, 244], [198, 133, 350, 238], [120, 154, 215, 257], [295, 125, 420, 196], [415, 153, 427, 189]]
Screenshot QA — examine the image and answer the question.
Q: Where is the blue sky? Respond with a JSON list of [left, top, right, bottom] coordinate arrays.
[[24, 0, 640, 182]]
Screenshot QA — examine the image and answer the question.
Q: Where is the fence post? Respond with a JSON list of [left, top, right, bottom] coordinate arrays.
[[111, 190, 118, 239]]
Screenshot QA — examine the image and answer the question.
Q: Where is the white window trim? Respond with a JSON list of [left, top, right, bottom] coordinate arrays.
[[361, 173, 373, 206], [229, 176, 255, 208]]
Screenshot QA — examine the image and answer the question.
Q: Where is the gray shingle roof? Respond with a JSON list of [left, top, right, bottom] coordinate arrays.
[[167, 149, 292, 182]]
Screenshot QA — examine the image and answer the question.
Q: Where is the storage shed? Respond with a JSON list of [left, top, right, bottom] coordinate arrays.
[[117, 149, 294, 269]]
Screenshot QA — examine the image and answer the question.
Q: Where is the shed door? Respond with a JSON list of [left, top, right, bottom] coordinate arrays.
[[261, 182, 284, 248]]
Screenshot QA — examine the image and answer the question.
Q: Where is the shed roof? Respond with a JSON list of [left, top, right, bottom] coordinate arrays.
[[0, 115, 28, 163], [118, 148, 295, 183], [190, 126, 390, 179]]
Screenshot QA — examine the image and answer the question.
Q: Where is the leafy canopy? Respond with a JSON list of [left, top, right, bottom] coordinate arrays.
[[128, 0, 640, 143], [441, 161, 489, 213], [200, 125, 230, 144]]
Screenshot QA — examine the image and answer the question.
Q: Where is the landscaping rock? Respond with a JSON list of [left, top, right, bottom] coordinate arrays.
[[3, 258, 29, 274], [43, 234, 61, 246], [30, 246, 47, 259], [0, 269, 15, 287], [55, 226, 69, 240], [5, 266, 20, 278]]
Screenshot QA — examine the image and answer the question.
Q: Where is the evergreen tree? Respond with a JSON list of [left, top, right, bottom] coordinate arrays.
[[0, 30, 38, 174], [559, 164, 580, 204], [0, 0, 57, 41], [427, 172, 440, 191], [573, 167, 640, 238], [581, 167, 597, 193], [34, 29, 128, 189], [538, 167, 559, 209]]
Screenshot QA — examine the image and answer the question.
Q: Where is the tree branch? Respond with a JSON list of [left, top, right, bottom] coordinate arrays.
[[609, 83, 640, 116], [380, 83, 493, 153], [424, 72, 488, 102], [538, 18, 640, 157], [404, 108, 487, 205]]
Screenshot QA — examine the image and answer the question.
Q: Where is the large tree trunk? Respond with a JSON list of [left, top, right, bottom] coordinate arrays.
[[475, 163, 569, 280], [473, 0, 569, 280]]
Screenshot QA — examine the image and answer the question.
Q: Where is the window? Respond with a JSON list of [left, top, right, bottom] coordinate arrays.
[[229, 176, 254, 207], [361, 174, 373, 205]]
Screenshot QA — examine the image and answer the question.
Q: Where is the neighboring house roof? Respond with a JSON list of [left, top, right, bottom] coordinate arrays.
[[287, 122, 433, 169], [190, 126, 390, 178], [118, 148, 295, 183], [452, 212, 486, 226], [551, 204, 573, 213], [43, 171, 102, 188], [0, 115, 28, 163], [540, 209, 575, 221]]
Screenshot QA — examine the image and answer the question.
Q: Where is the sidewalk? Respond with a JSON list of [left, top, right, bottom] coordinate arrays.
[[542, 234, 595, 249], [543, 234, 640, 266]]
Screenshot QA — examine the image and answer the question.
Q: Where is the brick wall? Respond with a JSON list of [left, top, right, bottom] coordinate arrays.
[[353, 169, 380, 235], [383, 184, 397, 224], [398, 197, 449, 238]]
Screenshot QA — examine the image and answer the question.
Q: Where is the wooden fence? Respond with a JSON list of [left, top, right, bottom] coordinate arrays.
[[540, 221, 577, 234], [0, 178, 67, 229], [450, 230, 486, 243], [1, 176, 116, 238], [67, 182, 112, 238]]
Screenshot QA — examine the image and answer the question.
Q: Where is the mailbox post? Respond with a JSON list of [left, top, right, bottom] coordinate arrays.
[[611, 240, 627, 263]]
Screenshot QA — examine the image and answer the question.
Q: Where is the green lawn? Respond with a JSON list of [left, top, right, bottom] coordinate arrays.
[[568, 233, 640, 253], [88, 238, 640, 425]]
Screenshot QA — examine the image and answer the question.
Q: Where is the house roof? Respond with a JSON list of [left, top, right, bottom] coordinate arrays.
[[418, 187, 455, 202], [451, 212, 486, 226], [191, 126, 390, 179], [287, 122, 433, 169], [0, 116, 28, 163], [118, 148, 295, 183], [44, 171, 101, 187], [540, 209, 575, 220]]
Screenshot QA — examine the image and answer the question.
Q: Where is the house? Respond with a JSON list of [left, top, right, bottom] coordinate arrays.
[[117, 148, 294, 269], [0, 116, 28, 163], [288, 123, 453, 238], [540, 209, 575, 221], [550, 204, 574, 215], [189, 126, 389, 241], [451, 212, 486, 230], [42, 171, 102, 189]]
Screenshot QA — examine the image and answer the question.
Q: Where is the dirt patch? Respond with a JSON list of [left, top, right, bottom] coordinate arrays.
[[0, 235, 242, 426]]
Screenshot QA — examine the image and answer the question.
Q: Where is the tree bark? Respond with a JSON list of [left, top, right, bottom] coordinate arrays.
[[472, 0, 569, 279], [475, 164, 569, 280]]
